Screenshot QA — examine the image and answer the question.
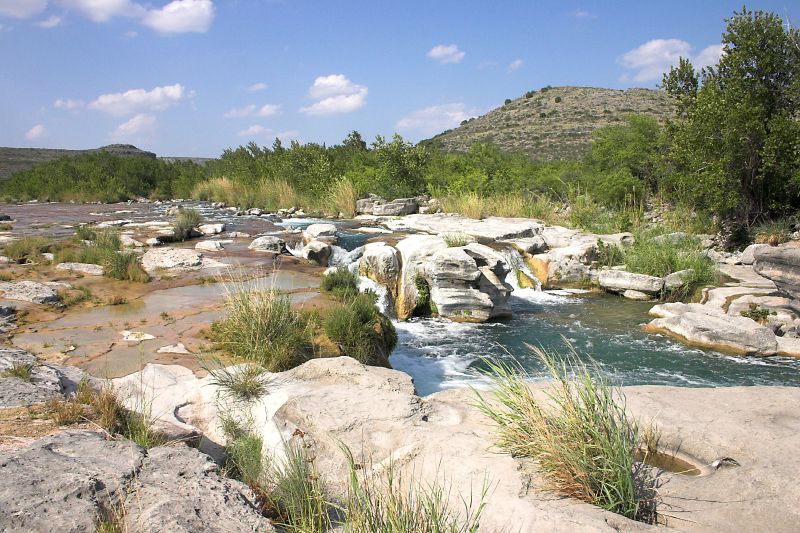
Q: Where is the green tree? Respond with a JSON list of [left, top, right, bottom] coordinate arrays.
[[662, 8, 800, 230], [589, 115, 662, 187]]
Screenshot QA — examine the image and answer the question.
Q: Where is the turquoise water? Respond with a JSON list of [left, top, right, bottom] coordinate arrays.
[[390, 288, 800, 396]]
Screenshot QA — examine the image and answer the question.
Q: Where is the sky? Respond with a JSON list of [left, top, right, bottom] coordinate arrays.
[[1, 0, 798, 157]]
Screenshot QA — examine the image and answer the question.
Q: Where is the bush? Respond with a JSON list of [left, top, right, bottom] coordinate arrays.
[[173, 208, 202, 241], [474, 343, 659, 522], [211, 282, 313, 371], [323, 292, 396, 366], [504, 98, 512, 105], [622, 230, 716, 294], [321, 267, 360, 301], [554, 96, 562, 103]]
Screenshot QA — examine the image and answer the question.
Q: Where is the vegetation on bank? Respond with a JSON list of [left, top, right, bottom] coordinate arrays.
[[0, 8, 794, 248], [474, 343, 659, 523]]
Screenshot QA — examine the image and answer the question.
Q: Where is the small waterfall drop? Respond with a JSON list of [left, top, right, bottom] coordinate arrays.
[[502, 248, 542, 291]]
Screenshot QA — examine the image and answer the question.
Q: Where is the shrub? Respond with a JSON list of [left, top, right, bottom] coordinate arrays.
[[324, 292, 396, 366], [554, 96, 562, 103], [740, 303, 774, 323], [342, 445, 488, 532], [622, 231, 716, 293], [321, 267, 360, 301], [504, 98, 512, 105], [474, 343, 659, 522], [173, 208, 203, 241], [751, 218, 792, 246], [211, 281, 313, 371]]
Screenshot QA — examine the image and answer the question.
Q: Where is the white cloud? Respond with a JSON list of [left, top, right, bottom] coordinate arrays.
[[59, 0, 144, 22], [246, 82, 267, 92], [111, 113, 156, 139], [25, 124, 47, 140], [238, 125, 271, 137], [619, 38, 724, 82], [224, 103, 280, 118], [694, 44, 724, 69], [89, 83, 186, 115], [396, 103, 477, 136], [142, 0, 213, 33], [36, 14, 62, 26], [54, 98, 84, 111], [572, 9, 596, 19], [507, 58, 523, 73], [299, 74, 367, 116], [427, 43, 465, 64], [0, 0, 47, 18]]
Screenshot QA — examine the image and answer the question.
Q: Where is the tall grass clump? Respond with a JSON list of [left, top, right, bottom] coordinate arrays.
[[3, 236, 53, 262], [321, 267, 360, 301], [342, 445, 488, 533], [324, 291, 396, 367], [203, 357, 272, 402], [442, 233, 474, 247], [440, 192, 485, 219], [328, 177, 359, 217], [193, 177, 300, 211], [751, 218, 792, 246], [173, 208, 203, 241], [474, 343, 658, 523], [71, 228, 148, 283], [210, 279, 313, 371]]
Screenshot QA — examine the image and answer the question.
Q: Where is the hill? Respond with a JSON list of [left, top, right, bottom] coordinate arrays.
[[424, 86, 675, 161], [0, 144, 157, 179]]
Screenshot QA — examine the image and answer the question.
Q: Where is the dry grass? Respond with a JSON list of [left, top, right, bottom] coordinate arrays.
[[193, 177, 300, 211], [328, 177, 360, 217]]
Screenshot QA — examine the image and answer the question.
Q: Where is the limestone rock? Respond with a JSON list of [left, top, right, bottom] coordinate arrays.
[[753, 245, 800, 299], [157, 343, 191, 355], [355, 194, 385, 215], [141, 248, 202, 272], [372, 198, 418, 216], [599, 270, 664, 295], [248, 236, 286, 254], [300, 240, 332, 266], [195, 240, 224, 252], [386, 214, 543, 242], [663, 269, 695, 291], [644, 311, 778, 356], [506, 235, 548, 254], [120, 234, 144, 248], [395, 235, 448, 320], [623, 289, 652, 301], [741, 243, 770, 265], [198, 223, 225, 236], [0, 281, 68, 305], [359, 242, 400, 296], [303, 223, 338, 244], [56, 262, 104, 276], [121, 330, 156, 343]]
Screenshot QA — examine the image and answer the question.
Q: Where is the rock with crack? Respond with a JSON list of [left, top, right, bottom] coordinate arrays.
[[599, 270, 664, 296], [0, 431, 273, 532]]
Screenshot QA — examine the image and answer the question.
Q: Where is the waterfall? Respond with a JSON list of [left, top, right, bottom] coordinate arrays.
[[502, 248, 542, 292]]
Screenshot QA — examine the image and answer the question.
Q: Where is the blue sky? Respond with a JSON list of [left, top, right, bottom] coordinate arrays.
[[1, 0, 797, 156]]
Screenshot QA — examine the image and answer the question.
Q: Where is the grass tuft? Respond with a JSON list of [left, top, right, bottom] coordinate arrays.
[[1, 361, 34, 381], [3, 236, 53, 262], [474, 342, 659, 523], [204, 358, 272, 402], [442, 233, 474, 247], [173, 208, 203, 241]]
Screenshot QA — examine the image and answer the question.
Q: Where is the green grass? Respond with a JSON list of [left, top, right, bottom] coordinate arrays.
[[172, 208, 203, 241], [323, 291, 397, 366], [3, 236, 53, 262], [58, 228, 149, 283], [740, 303, 775, 324], [1, 361, 34, 381], [342, 445, 488, 533], [203, 358, 272, 402], [321, 267, 360, 301], [474, 342, 659, 523], [210, 280, 313, 371]]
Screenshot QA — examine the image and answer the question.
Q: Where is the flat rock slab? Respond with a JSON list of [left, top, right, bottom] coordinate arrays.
[[387, 213, 544, 242], [599, 269, 664, 295], [141, 248, 202, 272], [0, 348, 91, 408], [0, 281, 69, 305], [56, 262, 104, 276], [753, 244, 800, 299]]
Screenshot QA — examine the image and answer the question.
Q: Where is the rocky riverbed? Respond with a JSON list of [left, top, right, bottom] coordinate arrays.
[[0, 200, 799, 531]]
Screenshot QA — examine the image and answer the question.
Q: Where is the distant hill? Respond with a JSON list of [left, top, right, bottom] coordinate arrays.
[[424, 86, 675, 161], [0, 144, 157, 179]]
